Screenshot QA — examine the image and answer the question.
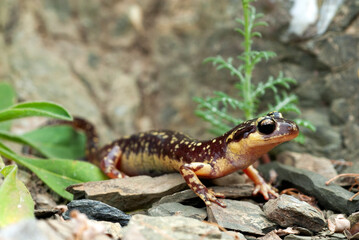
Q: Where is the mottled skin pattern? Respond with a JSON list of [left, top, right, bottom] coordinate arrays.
[[68, 111, 299, 207]]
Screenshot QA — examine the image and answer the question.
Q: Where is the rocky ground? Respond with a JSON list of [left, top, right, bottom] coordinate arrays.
[[1, 0, 359, 239], [1, 152, 359, 239]]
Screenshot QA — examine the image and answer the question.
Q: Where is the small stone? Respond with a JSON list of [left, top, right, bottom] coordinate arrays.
[[258, 231, 282, 240], [63, 199, 131, 226], [66, 173, 188, 211], [148, 202, 207, 220], [34, 193, 58, 210], [258, 162, 359, 214], [348, 212, 359, 236], [35, 208, 61, 219], [154, 189, 198, 206], [330, 233, 347, 239], [153, 189, 198, 206], [263, 194, 326, 232], [328, 214, 350, 233], [153, 184, 254, 207], [212, 184, 254, 199], [207, 199, 276, 235], [0, 219, 51, 240], [0, 218, 113, 240], [122, 214, 241, 240], [92, 220, 123, 239], [284, 235, 313, 240], [277, 151, 337, 179], [210, 172, 246, 186]]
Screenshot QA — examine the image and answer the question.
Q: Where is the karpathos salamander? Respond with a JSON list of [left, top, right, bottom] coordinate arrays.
[[69, 111, 299, 207]]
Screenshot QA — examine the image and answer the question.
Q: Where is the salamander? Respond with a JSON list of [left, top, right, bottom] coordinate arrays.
[[69, 111, 299, 207]]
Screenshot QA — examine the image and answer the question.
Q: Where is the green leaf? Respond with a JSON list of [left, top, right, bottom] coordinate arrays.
[[0, 164, 35, 227], [235, 18, 245, 26], [0, 83, 16, 130], [235, 27, 245, 36], [293, 132, 306, 144], [0, 101, 72, 122], [0, 125, 86, 159], [254, 13, 265, 20], [22, 125, 87, 159], [0, 143, 108, 200], [251, 32, 262, 38], [253, 21, 268, 27], [294, 119, 316, 132]]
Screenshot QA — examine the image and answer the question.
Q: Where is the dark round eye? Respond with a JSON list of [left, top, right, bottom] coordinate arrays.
[[258, 118, 276, 135]]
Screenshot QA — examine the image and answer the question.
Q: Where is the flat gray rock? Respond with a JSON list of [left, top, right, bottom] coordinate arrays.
[[207, 199, 276, 235], [212, 184, 254, 199], [148, 202, 207, 220], [153, 184, 254, 207], [122, 214, 245, 240], [66, 173, 188, 211], [258, 231, 282, 240], [0, 218, 114, 240], [263, 194, 326, 232], [258, 162, 359, 214], [154, 189, 199, 206]]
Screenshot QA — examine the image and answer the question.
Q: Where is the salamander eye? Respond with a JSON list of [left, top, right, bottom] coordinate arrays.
[[258, 118, 276, 135]]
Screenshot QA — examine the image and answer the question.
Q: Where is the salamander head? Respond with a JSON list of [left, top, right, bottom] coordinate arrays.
[[225, 111, 299, 157]]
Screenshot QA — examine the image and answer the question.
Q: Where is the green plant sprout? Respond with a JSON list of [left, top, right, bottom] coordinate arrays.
[[194, 0, 315, 142]]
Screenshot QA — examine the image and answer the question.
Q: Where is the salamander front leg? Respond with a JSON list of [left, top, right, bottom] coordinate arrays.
[[243, 165, 278, 199], [179, 163, 226, 207], [99, 144, 128, 179]]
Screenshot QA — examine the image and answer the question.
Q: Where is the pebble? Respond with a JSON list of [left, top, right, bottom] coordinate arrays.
[[207, 199, 276, 235], [148, 202, 207, 220], [277, 151, 337, 179], [263, 194, 326, 232], [122, 214, 246, 240], [63, 199, 131, 226]]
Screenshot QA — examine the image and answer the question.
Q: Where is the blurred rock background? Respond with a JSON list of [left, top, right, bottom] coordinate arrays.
[[0, 0, 358, 163]]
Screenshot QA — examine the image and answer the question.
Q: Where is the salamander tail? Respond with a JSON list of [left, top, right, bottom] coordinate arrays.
[[46, 117, 100, 166]]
